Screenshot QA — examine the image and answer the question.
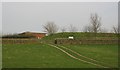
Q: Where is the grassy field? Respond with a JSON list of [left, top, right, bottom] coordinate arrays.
[[42, 32, 118, 44], [59, 44, 118, 67], [2, 43, 118, 68], [43, 32, 118, 40]]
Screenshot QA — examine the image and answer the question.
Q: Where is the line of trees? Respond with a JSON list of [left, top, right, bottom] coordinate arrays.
[[43, 13, 119, 35]]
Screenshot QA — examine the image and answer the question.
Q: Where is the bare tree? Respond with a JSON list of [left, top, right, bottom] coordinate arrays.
[[69, 24, 78, 32], [90, 13, 101, 33], [113, 26, 118, 34], [43, 21, 58, 35], [61, 27, 66, 32], [83, 13, 101, 34]]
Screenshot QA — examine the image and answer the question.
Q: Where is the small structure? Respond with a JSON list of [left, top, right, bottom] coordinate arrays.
[[68, 36, 74, 39], [19, 31, 46, 39]]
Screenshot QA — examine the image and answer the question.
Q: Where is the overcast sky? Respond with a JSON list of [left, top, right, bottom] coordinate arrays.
[[2, 2, 118, 34]]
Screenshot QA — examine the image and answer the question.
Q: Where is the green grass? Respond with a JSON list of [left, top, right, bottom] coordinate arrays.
[[2, 32, 118, 68], [42, 32, 118, 43], [3, 43, 99, 68], [60, 44, 118, 67], [2, 43, 118, 68], [43, 32, 118, 40]]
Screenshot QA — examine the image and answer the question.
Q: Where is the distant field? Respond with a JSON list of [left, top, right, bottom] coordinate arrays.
[[2, 43, 118, 68], [43, 32, 118, 40], [42, 32, 118, 44]]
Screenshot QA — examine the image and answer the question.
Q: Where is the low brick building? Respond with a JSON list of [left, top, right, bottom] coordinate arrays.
[[19, 32, 46, 39]]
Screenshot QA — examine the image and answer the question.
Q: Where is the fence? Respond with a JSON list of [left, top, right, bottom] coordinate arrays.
[[55, 38, 118, 45], [2, 38, 40, 44]]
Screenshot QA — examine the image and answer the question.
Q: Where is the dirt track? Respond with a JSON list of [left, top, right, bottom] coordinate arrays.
[[48, 44, 109, 68]]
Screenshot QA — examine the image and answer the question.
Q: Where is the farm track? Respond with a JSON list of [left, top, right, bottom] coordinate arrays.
[[48, 44, 109, 68], [57, 45, 112, 67]]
